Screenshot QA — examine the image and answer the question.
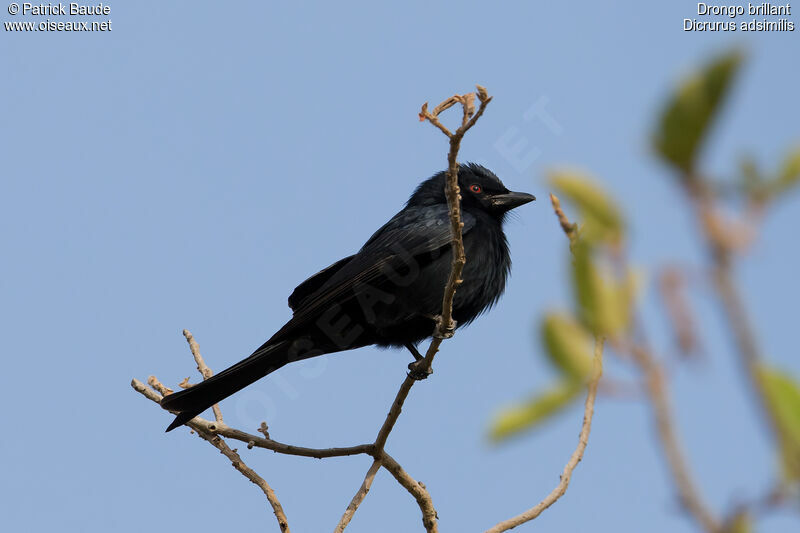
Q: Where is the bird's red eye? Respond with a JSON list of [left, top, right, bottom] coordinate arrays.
[[470, 184, 482, 193]]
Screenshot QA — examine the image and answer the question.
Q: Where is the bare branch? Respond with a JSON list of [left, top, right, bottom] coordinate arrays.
[[377, 87, 492, 448], [131, 377, 163, 403], [379, 452, 439, 533], [195, 428, 290, 533], [147, 375, 172, 396], [549, 193, 579, 249], [205, 421, 374, 459], [131, 378, 291, 532], [485, 336, 604, 533], [132, 378, 372, 459], [658, 268, 700, 357], [418, 103, 452, 137], [711, 257, 780, 443], [336, 84, 492, 531], [183, 329, 223, 423], [373, 376, 417, 453], [484, 193, 607, 531], [630, 344, 720, 533], [677, 173, 782, 531], [334, 459, 382, 533]]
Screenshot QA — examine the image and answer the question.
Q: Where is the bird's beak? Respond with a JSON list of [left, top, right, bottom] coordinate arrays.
[[491, 191, 536, 211]]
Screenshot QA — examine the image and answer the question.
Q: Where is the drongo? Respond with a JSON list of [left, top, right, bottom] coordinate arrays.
[[160, 163, 535, 431]]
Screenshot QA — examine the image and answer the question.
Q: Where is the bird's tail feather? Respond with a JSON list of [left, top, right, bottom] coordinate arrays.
[[160, 340, 290, 432]]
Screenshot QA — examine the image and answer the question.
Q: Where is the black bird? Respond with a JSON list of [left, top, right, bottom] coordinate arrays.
[[160, 163, 534, 431]]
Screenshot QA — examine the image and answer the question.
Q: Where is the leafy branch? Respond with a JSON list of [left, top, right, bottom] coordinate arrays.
[[490, 49, 800, 533]]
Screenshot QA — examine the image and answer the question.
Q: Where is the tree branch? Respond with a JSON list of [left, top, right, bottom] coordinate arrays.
[[549, 193, 579, 250], [134, 86, 493, 533], [133, 377, 291, 531], [182, 329, 223, 423], [670, 172, 785, 530], [136, 330, 291, 533], [338, 85, 491, 532], [195, 427, 290, 533], [688, 184, 772, 414], [483, 194, 604, 532], [334, 459, 382, 533], [485, 336, 604, 533], [630, 344, 720, 533], [709, 246, 781, 453], [379, 451, 439, 532]]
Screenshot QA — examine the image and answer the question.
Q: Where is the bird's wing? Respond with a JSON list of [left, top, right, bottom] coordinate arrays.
[[271, 205, 475, 341], [288, 255, 356, 311]]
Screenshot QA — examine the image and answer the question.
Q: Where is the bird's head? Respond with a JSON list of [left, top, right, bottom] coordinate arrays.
[[407, 163, 536, 219]]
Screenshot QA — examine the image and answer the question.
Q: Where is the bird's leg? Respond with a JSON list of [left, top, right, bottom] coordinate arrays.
[[404, 342, 424, 362], [405, 342, 433, 380]]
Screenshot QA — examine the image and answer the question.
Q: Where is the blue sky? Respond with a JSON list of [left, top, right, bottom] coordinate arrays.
[[2, 2, 798, 532]]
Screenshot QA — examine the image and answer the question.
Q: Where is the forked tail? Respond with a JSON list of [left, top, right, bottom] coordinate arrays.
[[160, 340, 290, 432]]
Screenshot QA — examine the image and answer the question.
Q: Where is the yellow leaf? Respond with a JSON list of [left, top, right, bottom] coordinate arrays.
[[489, 381, 582, 442], [571, 242, 631, 337], [549, 170, 624, 245], [774, 145, 800, 195], [757, 365, 800, 481], [542, 312, 594, 380]]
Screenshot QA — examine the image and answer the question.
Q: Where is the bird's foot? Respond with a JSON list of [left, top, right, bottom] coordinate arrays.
[[407, 360, 433, 380], [433, 317, 457, 339]]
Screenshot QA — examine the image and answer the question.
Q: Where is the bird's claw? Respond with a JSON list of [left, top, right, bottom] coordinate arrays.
[[407, 360, 433, 380], [433, 318, 457, 339]]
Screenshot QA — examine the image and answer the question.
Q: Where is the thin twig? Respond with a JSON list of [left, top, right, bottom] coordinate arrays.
[[338, 85, 491, 532], [418, 103, 452, 137], [379, 451, 439, 532], [710, 253, 780, 449], [485, 336, 605, 533], [212, 422, 374, 459], [485, 199, 603, 532], [658, 268, 699, 358], [132, 378, 291, 532], [195, 428, 290, 533], [334, 459, 382, 533], [374, 87, 492, 451], [183, 329, 223, 423], [186, 337, 288, 531], [630, 344, 720, 533], [147, 375, 172, 396], [549, 193, 579, 249], [133, 378, 371, 459], [681, 174, 783, 529], [132, 377, 165, 403]]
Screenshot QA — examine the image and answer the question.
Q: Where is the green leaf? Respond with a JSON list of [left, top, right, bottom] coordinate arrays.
[[549, 170, 624, 244], [774, 145, 800, 196], [757, 365, 800, 481], [653, 49, 743, 175], [572, 242, 600, 332], [722, 511, 752, 533], [571, 242, 631, 337], [541, 312, 594, 381], [489, 381, 582, 442]]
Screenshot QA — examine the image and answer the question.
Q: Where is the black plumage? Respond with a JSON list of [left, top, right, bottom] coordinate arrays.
[[160, 163, 534, 431]]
